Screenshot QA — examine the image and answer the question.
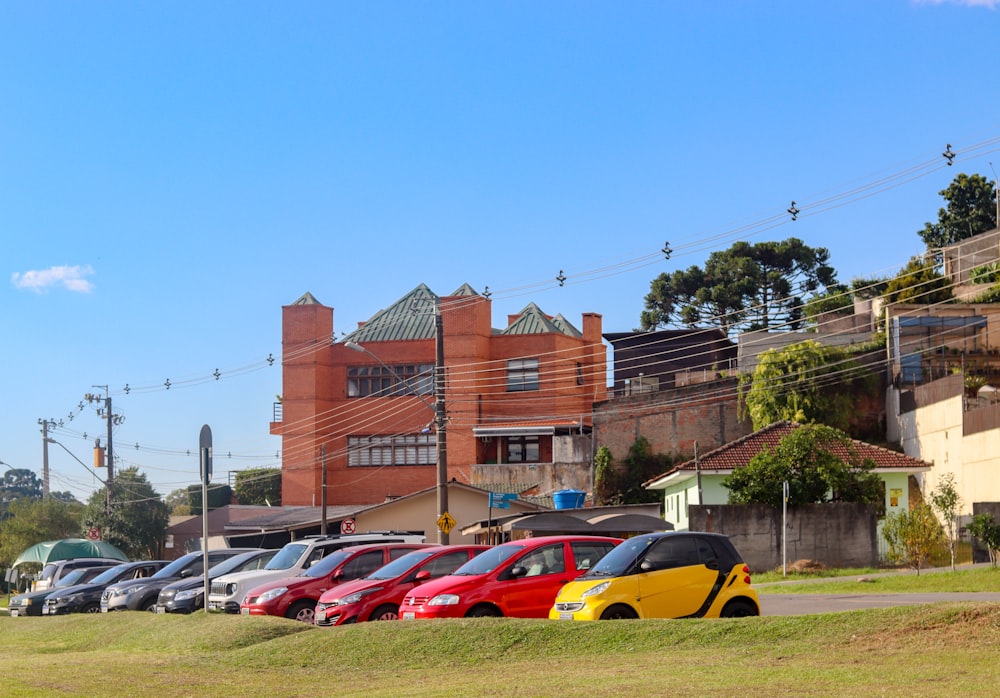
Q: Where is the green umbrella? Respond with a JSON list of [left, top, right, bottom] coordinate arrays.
[[12, 538, 128, 567]]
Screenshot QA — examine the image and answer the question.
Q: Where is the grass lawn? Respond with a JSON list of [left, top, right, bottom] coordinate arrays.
[[3, 600, 1000, 697], [755, 563, 1000, 594]]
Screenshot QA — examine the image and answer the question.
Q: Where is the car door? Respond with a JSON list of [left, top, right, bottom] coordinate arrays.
[[636, 535, 719, 618], [502, 543, 571, 618]]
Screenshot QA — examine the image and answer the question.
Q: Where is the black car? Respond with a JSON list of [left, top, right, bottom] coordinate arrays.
[[155, 549, 275, 614], [43, 560, 169, 615], [100, 549, 261, 612], [8, 566, 114, 617]]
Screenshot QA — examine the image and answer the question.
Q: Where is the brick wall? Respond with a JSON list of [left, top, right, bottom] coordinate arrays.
[[593, 377, 751, 462]]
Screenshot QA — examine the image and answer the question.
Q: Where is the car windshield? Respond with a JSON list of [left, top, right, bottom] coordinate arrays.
[[300, 549, 354, 578], [450, 545, 522, 575], [265, 543, 308, 570], [56, 568, 92, 586], [366, 549, 438, 580], [151, 555, 198, 579], [580, 536, 653, 578], [208, 551, 272, 577], [90, 564, 132, 585]]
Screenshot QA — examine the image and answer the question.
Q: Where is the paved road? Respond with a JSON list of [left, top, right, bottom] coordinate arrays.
[[761, 592, 1000, 616]]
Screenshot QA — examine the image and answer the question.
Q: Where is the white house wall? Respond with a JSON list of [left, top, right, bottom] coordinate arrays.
[[894, 387, 1000, 517]]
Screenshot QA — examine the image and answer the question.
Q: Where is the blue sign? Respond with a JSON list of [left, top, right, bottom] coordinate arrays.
[[489, 492, 518, 508]]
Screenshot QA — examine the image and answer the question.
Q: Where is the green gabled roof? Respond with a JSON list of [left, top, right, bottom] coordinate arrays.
[[449, 283, 479, 297], [502, 302, 562, 335], [292, 291, 322, 306], [551, 313, 582, 338], [343, 284, 440, 343]]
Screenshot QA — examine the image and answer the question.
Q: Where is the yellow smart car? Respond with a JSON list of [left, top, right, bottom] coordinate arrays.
[[550, 531, 759, 620]]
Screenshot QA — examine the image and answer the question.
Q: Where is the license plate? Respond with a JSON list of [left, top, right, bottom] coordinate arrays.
[[9, 609, 18, 617], [207, 603, 220, 612], [155, 606, 166, 614], [402, 611, 415, 620], [315, 609, 327, 620], [559, 612, 574, 621], [41, 607, 50, 615], [101, 607, 108, 613], [240, 607, 250, 615]]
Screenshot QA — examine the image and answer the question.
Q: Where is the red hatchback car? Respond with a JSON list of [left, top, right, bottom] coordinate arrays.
[[240, 543, 429, 623], [398, 535, 621, 620], [314, 544, 489, 626]]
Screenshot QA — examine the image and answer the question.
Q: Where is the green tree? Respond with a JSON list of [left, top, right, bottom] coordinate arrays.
[[741, 339, 877, 431], [1, 468, 43, 507], [233, 467, 281, 506], [929, 473, 962, 572], [0, 497, 84, 568], [802, 284, 852, 326], [641, 238, 839, 336], [966, 513, 1000, 567], [918, 172, 997, 252], [883, 255, 953, 304], [80, 467, 169, 560], [593, 438, 673, 506], [881, 503, 944, 575], [165, 488, 192, 516], [593, 445, 615, 506], [724, 424, 883, 509]]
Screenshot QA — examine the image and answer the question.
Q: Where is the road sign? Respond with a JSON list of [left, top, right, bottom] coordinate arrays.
[[436, 512, 457, 535], [489, 492, 518, 508], [341, 518, 357, 534], [86, 528, 100, 541], [199, 424, 213, 485]]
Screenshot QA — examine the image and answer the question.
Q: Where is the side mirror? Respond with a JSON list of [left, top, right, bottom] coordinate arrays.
[[331, 569, 343, 581], [414, 570, 431, 582], [509, 565, 528, 578], [639, 560, 654, 573], [180, 569, 193, 578]]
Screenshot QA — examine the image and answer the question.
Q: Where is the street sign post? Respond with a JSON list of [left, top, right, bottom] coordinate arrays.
[[200, 424, 212, 612]]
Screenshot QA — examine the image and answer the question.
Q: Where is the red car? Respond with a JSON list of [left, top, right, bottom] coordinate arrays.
[[398, 535, 621, 619], [314, 544, 489, 626], [240, 543, 429, 623]]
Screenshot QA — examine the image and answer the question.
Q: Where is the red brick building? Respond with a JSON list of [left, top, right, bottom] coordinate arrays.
[[270, 284, 606, 506]]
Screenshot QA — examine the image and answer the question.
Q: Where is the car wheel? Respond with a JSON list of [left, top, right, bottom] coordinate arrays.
[[369, 604, 399, 622], [141, 598, 157, 612], [600, 604, 638, 620], [720, 599, 759, 618], [465, 605, 502, 618], [286, 601, 316, 624], [81, 603, 100, 614]]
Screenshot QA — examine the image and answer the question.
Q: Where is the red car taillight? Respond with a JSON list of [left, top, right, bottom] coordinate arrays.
[[742, 564, 752, 585]]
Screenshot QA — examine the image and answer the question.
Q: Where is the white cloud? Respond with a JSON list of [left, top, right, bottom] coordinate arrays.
[[11, 265, 96, 293]]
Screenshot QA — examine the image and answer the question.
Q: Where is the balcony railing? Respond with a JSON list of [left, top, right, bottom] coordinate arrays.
[[272, 401, 282, 423]]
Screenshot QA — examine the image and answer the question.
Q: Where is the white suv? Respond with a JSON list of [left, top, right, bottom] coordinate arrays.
[[206, 532, 425, 613]]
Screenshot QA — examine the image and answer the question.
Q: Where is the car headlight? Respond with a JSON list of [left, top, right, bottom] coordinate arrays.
[[256, 587, 288, 603], [55, 594, 79, 604], [338, 587, 383, 606], [428, 594, 460, 606], [580, 582, 611, 599], [174, 588, 200, 601]]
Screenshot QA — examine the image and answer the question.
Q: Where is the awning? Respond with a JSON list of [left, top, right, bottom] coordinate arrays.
[[473, 418, 582, 438]]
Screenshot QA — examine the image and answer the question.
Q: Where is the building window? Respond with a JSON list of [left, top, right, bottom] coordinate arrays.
[[577, 362, 584, 386], [347, 364, 434, 397], [347, 434, 436, 466], [506, 435, 540, 463], [506, 358, 540, 392]]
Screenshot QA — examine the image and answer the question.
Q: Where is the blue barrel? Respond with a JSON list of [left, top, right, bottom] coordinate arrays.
[[552, 489, 586, 509]]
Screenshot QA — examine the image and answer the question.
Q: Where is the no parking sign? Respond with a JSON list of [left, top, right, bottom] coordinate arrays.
[[340, 518, 356, 534]]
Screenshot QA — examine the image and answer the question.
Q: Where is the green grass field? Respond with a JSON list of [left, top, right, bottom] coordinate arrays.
[[3, 566, 998, 696], [3, 581, 1000, 697]]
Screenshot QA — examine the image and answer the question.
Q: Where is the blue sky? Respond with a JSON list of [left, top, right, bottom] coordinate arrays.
[[3, 1, 999, 503]]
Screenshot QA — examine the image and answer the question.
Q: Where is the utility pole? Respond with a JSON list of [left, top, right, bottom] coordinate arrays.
[[37, 418, 55, 497], [435, 310, 449, 545], [86, 387, 121, 517], [320, 444, 328, 536]]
